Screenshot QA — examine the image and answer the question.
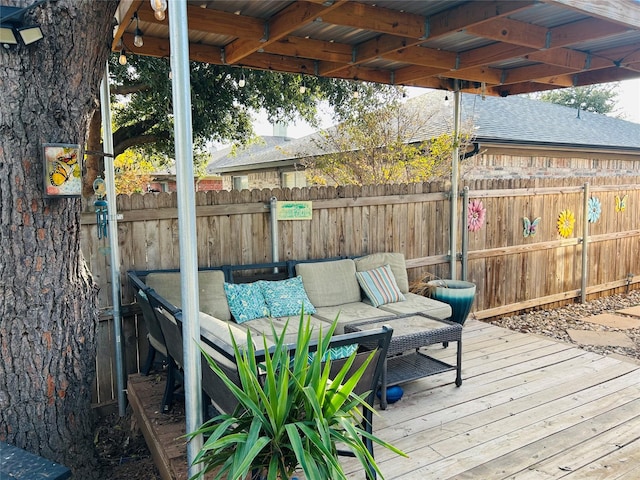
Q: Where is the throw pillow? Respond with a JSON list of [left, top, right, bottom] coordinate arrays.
[[309, 344, 358, 362], [223, 282, 270, 323], [355, 264, 406, 307], [258, 276, 316, 317]]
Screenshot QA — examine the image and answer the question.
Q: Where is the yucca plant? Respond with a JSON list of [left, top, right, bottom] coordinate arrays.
[[189, 314, 406, 480]]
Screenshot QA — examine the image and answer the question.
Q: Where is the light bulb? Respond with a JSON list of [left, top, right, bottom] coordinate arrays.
[[353, 88, 359, 99], [151, 0, 166, 12], [238, 77, 245, 87], [118, 49, 127, 65], [133, 12, 143, 47], [150, 0, 167, 20], [134, 30, 143, 48], [299, 84, 306, 94]]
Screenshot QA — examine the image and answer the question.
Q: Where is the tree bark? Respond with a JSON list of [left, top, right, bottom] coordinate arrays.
[[0, 1, 118, 478]]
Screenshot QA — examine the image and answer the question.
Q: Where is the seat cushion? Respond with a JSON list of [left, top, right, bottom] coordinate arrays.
[[378, 292, 452, 320], [295, 259, 361, 307], [312, 302, 391, 334], [245, 315, 330, 346], [354, 252, 409, 293], [199, 311, 250, 347]]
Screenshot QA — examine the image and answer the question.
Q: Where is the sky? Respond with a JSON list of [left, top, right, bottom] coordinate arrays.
[[252, 78, 640, 139]]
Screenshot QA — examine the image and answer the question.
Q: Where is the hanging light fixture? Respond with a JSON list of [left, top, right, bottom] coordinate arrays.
[[118, 48, 127, 65], [133, 11, 143, 48], [238, 69, 246, 87], [352, 85, 359, 99], [299, 79, 306, 94], [150, 0, 167, 21]]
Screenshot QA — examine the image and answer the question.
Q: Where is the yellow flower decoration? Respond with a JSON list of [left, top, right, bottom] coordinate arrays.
[[557, 209, 575, 238]]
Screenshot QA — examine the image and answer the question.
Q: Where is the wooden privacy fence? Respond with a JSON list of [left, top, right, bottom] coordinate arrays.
[[81, 176, 640, 406]]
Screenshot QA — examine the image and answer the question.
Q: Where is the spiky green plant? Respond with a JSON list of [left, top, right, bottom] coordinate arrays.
[[189, 314, 405, 480]]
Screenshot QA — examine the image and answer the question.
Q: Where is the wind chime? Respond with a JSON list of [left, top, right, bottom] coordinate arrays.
[[93, 176, 108, 239]]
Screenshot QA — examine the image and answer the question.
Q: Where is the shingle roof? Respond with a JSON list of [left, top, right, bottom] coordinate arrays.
[[206, 92, 640, 174]]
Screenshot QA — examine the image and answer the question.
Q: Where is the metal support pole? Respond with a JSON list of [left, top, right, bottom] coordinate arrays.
[[100, 65, 126, 417], [449, 82, 461, 280], [461, 187, 469, 281], [168, 1, 203, 475], [581, 182, 589, 303], [270, 197, 279, 272]]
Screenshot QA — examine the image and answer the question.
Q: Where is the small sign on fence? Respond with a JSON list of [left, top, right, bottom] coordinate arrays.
[[277, 201, 312, 220]]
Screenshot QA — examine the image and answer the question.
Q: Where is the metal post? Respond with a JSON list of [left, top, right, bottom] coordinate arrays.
[[270, 197, 279, 272], [100, 65, 126, 417], [168, 1, 203, 475], [461, 186, 469, 281], [581, 182, 589, 303], [449, 82, 461, 280]]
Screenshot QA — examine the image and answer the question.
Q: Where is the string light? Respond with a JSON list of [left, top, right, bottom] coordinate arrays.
[[118, 48, 127, 65], [150, 0, 167, 21], [299, 81, 306, 94], [133, 11, 144, 48], [238, 70, 245, 87]]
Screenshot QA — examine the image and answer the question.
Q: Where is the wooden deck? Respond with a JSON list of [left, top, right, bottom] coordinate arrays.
[[128, 319, 640, 479]]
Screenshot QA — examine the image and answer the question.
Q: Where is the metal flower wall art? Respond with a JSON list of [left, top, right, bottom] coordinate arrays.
[[615, 194, 628, 213], [467, 199, 486, 232], [523, 216, 541, 237], [557, 209, 575, 238], [587, 196, 601, 223]]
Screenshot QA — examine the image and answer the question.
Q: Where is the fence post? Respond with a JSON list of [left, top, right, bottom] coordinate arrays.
[[581, 182, 589, 303]]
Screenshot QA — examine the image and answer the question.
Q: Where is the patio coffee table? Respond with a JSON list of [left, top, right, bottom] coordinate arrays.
[[345, 313, 462, 409]]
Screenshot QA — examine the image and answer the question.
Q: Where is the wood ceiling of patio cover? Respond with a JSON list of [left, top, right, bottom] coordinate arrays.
[[113, 0, 640, 96]]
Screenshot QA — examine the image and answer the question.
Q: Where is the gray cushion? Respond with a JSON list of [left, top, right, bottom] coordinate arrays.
[[146, 270, 230, 321], [311, 302, 390, 334], [295, 259, 361, 307], [199, 311, 249, 347], [379, 292, 452, 320], [354, 252, 409, 293], [245, 315, 331, 346]]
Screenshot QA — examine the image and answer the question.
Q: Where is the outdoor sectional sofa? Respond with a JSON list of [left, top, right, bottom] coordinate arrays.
[[128, 252, 452, 351], [128, 252, 457, 415]]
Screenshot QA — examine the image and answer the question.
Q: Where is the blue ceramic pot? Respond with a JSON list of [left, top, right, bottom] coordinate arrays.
[[427, 280, 476, 325]]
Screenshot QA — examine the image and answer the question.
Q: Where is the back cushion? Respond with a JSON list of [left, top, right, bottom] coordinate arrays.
[[146, 270, 230, 321], [295, 259, 361, 307], [354, 252, 409, 293]]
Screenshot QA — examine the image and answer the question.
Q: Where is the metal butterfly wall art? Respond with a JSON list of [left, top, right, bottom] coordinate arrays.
[[523, 216, 541, 237], [615, 194, 628, 213]]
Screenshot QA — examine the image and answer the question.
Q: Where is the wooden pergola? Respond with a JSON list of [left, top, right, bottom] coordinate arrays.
[[110, 1, 640, 476], [113, 0, 640, 95]]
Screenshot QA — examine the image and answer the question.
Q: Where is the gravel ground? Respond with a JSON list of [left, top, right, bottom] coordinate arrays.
[[486, 289, 640, 361]]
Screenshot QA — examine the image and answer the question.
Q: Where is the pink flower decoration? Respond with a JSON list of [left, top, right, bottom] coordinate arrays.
[[467, 199, 486, 232]]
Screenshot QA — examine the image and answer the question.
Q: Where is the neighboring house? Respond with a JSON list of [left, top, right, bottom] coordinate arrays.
[[147, 171, 223, 193], [206, 92, 640, 190]]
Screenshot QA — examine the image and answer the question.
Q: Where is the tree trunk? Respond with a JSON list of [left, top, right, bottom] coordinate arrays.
[[0, 1, 118, 477]]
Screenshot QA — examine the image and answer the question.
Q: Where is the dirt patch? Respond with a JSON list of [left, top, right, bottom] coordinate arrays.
[[95, 410, 161, 479]]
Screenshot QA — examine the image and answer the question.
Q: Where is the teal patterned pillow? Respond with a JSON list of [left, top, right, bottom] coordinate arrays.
[[223, 282, 270, 323], [258, 276, 316, 318], [309, 344, 359, 362]]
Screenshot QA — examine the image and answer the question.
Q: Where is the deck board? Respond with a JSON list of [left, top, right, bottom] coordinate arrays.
[[127, 319, 640, 479]]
